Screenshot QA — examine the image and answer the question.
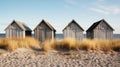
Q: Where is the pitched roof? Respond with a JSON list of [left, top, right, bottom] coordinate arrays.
[[86, 19, 114, 32], [5, 20, 32, 31], [63, 19, 84, 31], [34, 19, 56, 32]]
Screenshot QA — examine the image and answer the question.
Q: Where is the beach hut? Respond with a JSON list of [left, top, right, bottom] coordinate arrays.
[[5, 20, 32, 38], [86, 19, 114, 40], [63, 20, 84, 40], [34, 20, 56, 42]]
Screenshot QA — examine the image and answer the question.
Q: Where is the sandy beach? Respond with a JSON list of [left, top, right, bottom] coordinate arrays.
[[0, 48, 119, 67]]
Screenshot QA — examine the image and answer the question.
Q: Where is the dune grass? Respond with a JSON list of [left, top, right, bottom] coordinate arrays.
[[43, 39, 60, 51], [0, 37, 120, 52], [0, 37, 40, 51], [43, 38, 120, 52], [111, 40, 120, 51]]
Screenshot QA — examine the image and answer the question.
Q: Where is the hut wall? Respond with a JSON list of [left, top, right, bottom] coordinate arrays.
[[63, 22, 83, 40], [93, 22, 113, 40], [34, 22, 54, 42], [5, 23, 24, 38]]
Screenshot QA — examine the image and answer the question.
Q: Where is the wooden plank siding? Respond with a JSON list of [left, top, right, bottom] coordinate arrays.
[[5, 23, 24, 38], [35, 24, 53, 41], [63, 20, 84, 40], [86, 19, 114, 40], [34, 20, 56, 42], [5, 20, 32, 38]]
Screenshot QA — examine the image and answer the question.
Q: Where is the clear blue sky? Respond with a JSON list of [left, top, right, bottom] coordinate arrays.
[[0, 0, 120, 33]]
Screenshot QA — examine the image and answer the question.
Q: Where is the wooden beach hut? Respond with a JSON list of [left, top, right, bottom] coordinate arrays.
[[63, 20, 84, 40], [5, 20, 32, 38], [86, 19, 114, 40], [34, 20, 56, 42]]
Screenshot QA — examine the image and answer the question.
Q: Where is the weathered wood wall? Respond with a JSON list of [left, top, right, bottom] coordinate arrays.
[[87, 22, 113, 40], [63, 22, 84, 40], [34, 22, 54, 42], [5, 23, 24, 38], [94, 22, 113, 40]]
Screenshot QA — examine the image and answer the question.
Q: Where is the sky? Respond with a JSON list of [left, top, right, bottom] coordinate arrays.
[[0, 0, 120, 33]]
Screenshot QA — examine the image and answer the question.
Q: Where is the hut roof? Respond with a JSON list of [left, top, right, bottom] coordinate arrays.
[[63, 19, 84, 31], [86, 19, 114, 32], [34, 19, 56, 32], [5, 20, 32, 31]]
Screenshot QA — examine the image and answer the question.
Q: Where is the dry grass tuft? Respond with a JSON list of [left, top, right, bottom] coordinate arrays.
[[0, 38, 9, 49], [60, 38, 78, 50], [0, 37, 40, 51], [111, 40, 120, 51], [43, 39, 59, 51], [42, 38, 120, 52], [0, 37, 120, 52], [43, 38, 79, 51]]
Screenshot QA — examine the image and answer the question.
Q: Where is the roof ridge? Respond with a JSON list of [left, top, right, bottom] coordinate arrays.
[[33, 19, 56, 31], [86, 19, 114, 32], [5, 20, 32, 31], [63, 20, 84, 31], [42, 19, 56, 31]]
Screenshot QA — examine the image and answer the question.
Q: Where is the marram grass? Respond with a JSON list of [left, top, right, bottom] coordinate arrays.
[[0, 37, 40, 51], [43, 38, 120, 52], [0, 37, 120, 52]]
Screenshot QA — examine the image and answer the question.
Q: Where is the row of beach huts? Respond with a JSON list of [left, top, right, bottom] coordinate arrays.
[[4, 19, 114, 42]]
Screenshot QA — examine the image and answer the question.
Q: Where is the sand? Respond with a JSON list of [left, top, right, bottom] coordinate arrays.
[[0, 48, 119, 67]]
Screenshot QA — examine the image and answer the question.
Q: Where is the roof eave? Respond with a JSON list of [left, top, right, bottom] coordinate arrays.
[[4, 20, 24, 31]]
